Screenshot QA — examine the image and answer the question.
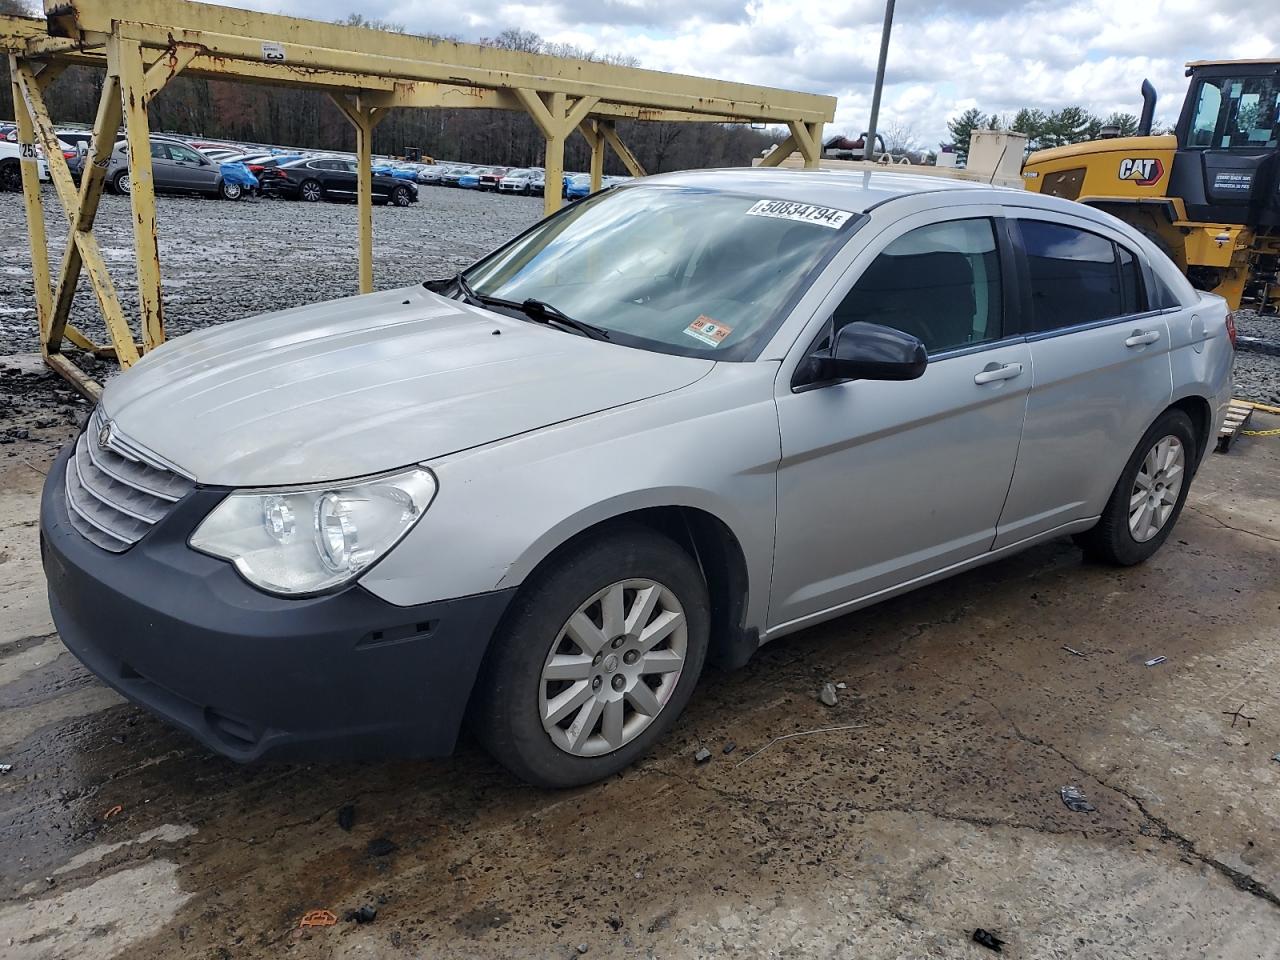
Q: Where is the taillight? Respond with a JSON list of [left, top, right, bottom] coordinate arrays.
[[63, 150, 76, 158], [1225, 311, 1237, 348]]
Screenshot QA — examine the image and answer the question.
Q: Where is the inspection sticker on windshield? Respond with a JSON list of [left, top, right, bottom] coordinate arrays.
[[684, 316, 733, 347], [745, 199, 852, 229]]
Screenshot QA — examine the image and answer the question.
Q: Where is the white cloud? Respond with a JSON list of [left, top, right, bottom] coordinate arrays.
[[217, 0, 1279, 147]]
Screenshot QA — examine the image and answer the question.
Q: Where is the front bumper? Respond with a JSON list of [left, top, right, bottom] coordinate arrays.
[[40, 445, 514, 761]]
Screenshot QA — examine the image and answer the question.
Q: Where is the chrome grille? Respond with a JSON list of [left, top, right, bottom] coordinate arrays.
[[64, 409, 195, 552]]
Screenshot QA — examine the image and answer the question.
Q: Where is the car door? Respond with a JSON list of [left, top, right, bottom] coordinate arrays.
[[329, 160, 358, 196], [992, 213, 1173, 548], [166, 142, 218, 192], [771, 211, 1031, 631], [147, 141, 177, 189]]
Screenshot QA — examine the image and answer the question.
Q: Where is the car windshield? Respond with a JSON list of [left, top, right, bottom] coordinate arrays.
[[465, 184, 862, 360]]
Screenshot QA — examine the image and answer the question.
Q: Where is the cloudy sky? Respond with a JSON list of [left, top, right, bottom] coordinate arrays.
[[217, 0, 1278, 148]]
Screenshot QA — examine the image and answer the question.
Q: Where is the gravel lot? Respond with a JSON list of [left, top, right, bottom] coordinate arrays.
[[0, 185, 542, 356]]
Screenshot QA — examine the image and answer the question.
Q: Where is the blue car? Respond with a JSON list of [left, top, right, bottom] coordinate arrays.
[[457, 172, 482, 189], [565, 173, 593, 200]]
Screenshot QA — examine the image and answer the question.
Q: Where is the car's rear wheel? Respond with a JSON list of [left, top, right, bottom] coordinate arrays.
[[219, 181, 242, 201], [0, 159, 20, 192], [391, 185, 411, 207], [299, 179, 322, 202], [1075, 409, 1196, 565], [473, 523, 710, 788], [112, 170, 131, 195]]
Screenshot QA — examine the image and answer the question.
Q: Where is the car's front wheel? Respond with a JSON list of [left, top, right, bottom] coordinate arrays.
[[1076, 409, 1196, 565], [219, 180, 242, 200], [391, 185, 412, 206], [112, 170, 131, 195], [0, 159, 21, 192], [473, 523, 710, 788]]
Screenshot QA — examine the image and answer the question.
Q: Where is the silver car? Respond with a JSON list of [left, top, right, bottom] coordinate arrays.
[[40, 169, 1234, 787], [106, 135, 244, 200]]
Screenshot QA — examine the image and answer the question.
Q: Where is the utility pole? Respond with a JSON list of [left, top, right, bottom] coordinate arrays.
[[864, 0, 896, 160]]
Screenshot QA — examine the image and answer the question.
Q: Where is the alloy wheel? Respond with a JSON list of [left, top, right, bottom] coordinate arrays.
[[301, 181, 321, 201], [1129, 434, 1185, 542], [539, 579, 687, 757], [117, 173, 131, 195]]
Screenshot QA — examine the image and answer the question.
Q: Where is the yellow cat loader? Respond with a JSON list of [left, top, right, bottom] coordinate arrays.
[[1022, 61, 1280, 313]]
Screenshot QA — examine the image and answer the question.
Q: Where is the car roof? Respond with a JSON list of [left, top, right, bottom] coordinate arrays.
[[639, 168, 1015, 213]]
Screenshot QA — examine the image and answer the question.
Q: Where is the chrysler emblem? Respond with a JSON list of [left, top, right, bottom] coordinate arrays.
[[97, 420, 113, 450]]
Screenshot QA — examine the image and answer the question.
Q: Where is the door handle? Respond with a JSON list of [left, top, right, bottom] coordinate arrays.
[[1125, 329, 1161, 347], [974, 362, 1023, 385]]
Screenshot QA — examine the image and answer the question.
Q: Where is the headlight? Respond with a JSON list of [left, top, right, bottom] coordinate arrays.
[[189, 468, 436, 596]]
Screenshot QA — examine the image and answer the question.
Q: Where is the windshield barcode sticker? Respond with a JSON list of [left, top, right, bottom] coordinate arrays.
[[746, 199, 852, 229]]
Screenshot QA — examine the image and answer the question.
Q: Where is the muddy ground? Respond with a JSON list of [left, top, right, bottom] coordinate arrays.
[[2, 184, 1280, 959]]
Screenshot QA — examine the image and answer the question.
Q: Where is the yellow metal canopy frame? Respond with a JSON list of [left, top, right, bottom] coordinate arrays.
[[1, 0, 835, 398]]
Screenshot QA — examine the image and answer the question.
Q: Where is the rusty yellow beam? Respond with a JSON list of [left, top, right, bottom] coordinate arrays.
[[114, 35, 167, 354], [580, 120, 605, 194], [599, 121, 646, 178], [46, 0, 833, 123], [8, 55, 54, 353], [45, 352, 103, 401]]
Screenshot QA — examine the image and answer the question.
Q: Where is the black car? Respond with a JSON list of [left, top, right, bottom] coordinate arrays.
[[258, 157, 418, 206]]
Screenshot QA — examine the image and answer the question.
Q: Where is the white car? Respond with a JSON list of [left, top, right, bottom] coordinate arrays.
[[498, 169, 536, 194], [0, 139, 51, 190]]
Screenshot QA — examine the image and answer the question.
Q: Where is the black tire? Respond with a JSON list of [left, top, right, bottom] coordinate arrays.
[[391, 185, 411, 207], [298, 178, 322, 202], [0, 159, 20, 192], [1075, 409, 1197, 565], [218, 180, 242, 201], [111, 169, 131, 195], [472, 522, 710, 788]]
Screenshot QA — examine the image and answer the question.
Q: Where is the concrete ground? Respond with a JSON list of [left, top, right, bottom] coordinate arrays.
[[1, 402, 1279, 960]]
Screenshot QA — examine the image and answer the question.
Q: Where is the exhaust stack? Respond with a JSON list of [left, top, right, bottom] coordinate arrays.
[[1138, 79, 1157, 136]]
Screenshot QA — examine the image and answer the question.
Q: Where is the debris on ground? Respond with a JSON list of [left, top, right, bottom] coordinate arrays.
[[1145, 656, 1167, 667], [693, 747, 712, 764], [576, 944, 589, 954], [972, 928, 1006, 952], [337, 804, 355, 832], [0, 763, 12, 774], [1272, 753, 1280, 765], [103, 804, 123, 820], [344, 905, 377, 924], [819, 683, 839, 707], [722, 741, 736, 755], [1062, 645, 1087, 658], [366, 837, 398, 857], [298, 909, 338, 928], [735, 723, 869, 766], [835, 682, 848, 690], [1059, 786, 1096, 813], [1223, 704, 1256, 729], [111, 734, 126, 744]]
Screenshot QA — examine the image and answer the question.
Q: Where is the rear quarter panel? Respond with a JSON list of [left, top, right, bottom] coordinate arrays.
[[1168, 291, 1234, 466]]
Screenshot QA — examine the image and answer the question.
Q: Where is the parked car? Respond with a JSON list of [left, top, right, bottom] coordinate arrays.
[[457, 170, 482, 189], [440, 165, 473, 187], [0, 139, 50, 190], [565, 173, 593, 200], [386, 162, 425, 180], [479, 166, 509, 191], [258, 156, 418, 205], [498, 169, 536, 195], [105, 136, 246, 199], [39, 170, 1232, 788], [416, 164, 449, 185]]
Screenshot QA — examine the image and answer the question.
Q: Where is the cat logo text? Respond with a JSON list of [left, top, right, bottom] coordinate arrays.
[[1118, 158, 1164, 186]]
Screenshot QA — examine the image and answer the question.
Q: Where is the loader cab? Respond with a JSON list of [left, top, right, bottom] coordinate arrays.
[[1170, 62, 1280, 227]]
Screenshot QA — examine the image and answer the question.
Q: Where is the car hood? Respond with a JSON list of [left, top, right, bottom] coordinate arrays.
[[101, 286, 714, 487]]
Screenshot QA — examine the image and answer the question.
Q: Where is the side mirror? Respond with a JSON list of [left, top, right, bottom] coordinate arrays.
[[812, 321, 928, 382]]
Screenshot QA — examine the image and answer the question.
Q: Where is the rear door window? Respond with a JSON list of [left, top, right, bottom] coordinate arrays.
[[1015, 220, 1127, 331]]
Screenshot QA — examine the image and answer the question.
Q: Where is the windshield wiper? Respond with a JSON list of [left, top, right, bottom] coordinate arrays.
[[518, 298, 612, 341], [453, 270, 482, 306]]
